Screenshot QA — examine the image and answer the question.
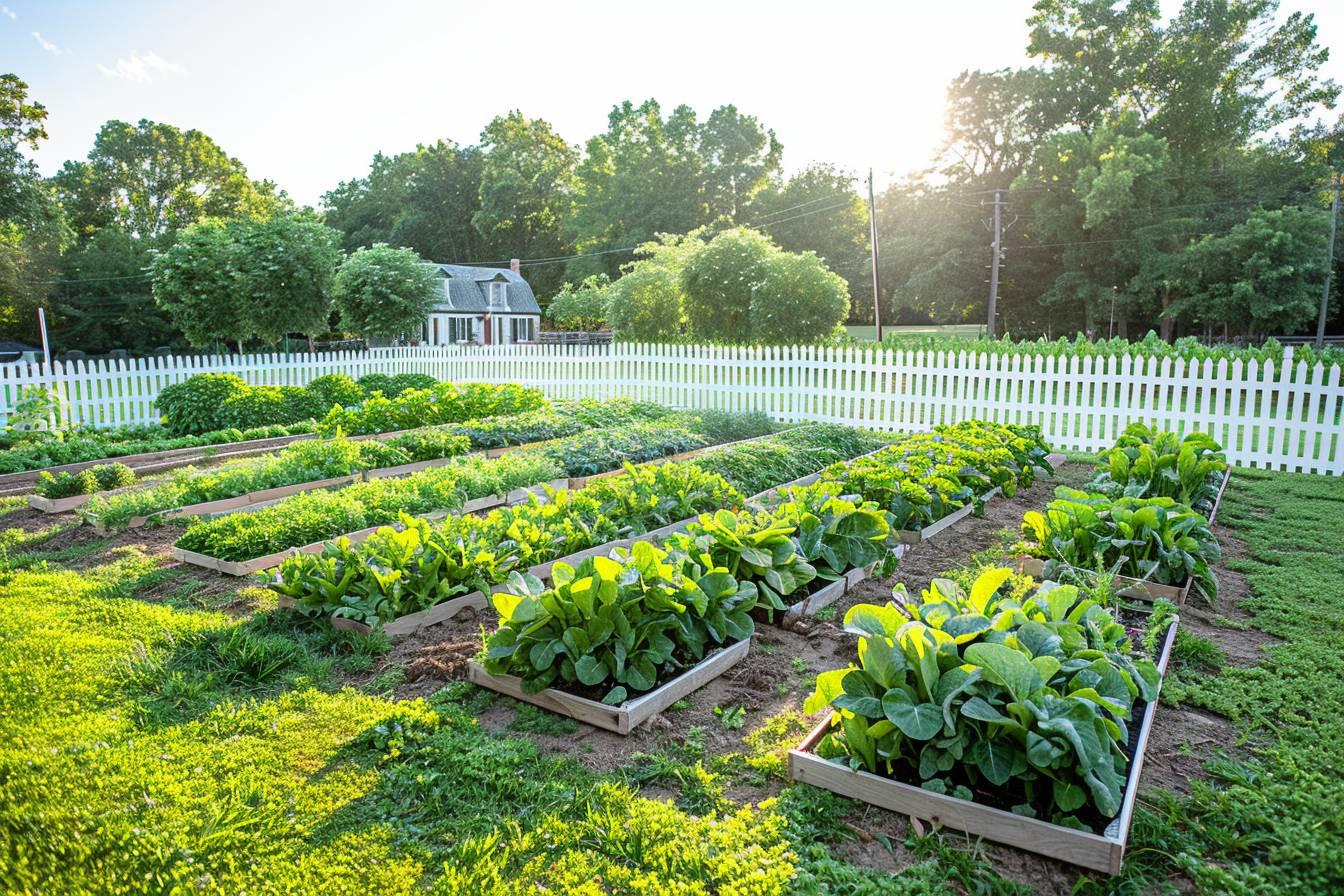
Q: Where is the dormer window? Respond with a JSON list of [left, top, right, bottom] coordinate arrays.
[[487, 281, 509, 311]]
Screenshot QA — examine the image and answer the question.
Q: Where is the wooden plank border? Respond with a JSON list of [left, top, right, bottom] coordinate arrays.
[[468, 638, 751, 735], [788, 620, 1177, 875], [26, 492, 95, 513]]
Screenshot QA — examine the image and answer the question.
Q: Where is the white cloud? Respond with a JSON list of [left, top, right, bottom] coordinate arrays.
[[32, 31, 61, 55], [2, 7, 17, 20], [97, 50, 184, 84]]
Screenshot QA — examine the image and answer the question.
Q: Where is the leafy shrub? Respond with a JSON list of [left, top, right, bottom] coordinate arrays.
[[805, 568, 1161, 825], [304, 374, 366, 411], [155, 374, 251, 435], [546, 275, 610, 331], [1020, 488, 1222, 600], [1089, 422, 1227, 512], [34, 463, 136, 499], [217, 385, 319, 431], [356, 373, 437, 398], [749, 250, 850, 344], [484, 545, 759, 704]]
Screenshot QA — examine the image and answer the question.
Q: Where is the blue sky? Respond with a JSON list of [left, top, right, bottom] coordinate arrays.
[[5, 0, 1344, 207]]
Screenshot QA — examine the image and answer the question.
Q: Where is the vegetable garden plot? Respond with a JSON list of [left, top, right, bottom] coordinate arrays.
[[468, 640, 751, 736], [173, 478, 568, 576], [790, 619, 1176, 874]]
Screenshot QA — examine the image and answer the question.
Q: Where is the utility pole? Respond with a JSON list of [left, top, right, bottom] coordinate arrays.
[[986, 189, 1003, 339], [867, 168, 883, 342], [1318, 170, 1340, 350]]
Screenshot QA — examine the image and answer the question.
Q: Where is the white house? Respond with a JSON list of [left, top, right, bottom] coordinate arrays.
[[420, 260, 542, 346]]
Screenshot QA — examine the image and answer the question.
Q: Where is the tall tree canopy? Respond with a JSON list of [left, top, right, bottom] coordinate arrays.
[[0, 73, 69, 342], [53, 119, 284, 241]]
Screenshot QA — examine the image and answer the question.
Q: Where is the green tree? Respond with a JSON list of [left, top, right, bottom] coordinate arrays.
[[745, 164, 869, 313], [332, 244, 440, 338], [475, 112, 576, 295], [546, 275, 610, 331], [0, 73, 69, 342], [681, 227, 779, 340], [749, 251, 850, 344], [52, 119, 286, 241], [49, 229, 175, 354], [152, 215, 341, 348], [322, 141, 488, 262], [1170, 205, 1329, 339], [700, 104, 782, 220], [606, 265, 686, 342], [566, 100, 708, 281]]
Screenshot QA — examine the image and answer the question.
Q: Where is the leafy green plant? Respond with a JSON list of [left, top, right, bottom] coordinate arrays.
[[34, 462, 136, 499], [805, 568, 1161, 824], [662, 509, 817, 615], [1020, 487, 1222, 600], [1089, 422, 1227, 512], [484, 544, 759, 704], [155, 374, 252, 435], [772, 483, 898, 583]]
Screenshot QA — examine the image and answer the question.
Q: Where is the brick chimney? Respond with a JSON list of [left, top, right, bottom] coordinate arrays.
[[510, 258, 521, 274]]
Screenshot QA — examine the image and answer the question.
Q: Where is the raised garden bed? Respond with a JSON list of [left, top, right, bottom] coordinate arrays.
[[278, 581, 512, 639], [788, 616, 1178, 875], [171, 478, 568, 576], [467, 637, 751, 735]]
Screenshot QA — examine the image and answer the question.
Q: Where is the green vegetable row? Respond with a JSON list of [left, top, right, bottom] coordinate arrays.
[[316, 381, 548, 436], [82, 399, 677, 530], [270, 424, 879, 623], [478, 420, 1054, 704], [33, 463, 137, 499], [178, 413, 775, 562], [1087, 422, 1227, 512], [155, 372, 438, 435], [1020, 425, 1225, 599]]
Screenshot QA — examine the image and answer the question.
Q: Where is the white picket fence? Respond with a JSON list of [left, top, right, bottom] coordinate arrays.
[[2, 343, 1341, 474]]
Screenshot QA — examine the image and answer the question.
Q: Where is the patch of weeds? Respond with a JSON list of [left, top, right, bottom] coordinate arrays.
[[790, 656, 809, 674], [714, 705, 746, 730], [509, 703, 579, 736], [777, 785, 856, 844], [1174, 631, 1224, 672], [368, 664, 407, 695], [743, 709, 812, 779], [429, 679, 497, 717], [1210, 613, 1252, 631], [669, 698, 691, 711], [0, 495, 26, 519], [813, 605, 837, 622]]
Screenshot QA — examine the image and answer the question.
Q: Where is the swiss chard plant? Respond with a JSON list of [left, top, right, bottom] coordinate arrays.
[[771, 482, 899, 582], [1019, 487, 1221, 600], [805, 568, 1162, 825]]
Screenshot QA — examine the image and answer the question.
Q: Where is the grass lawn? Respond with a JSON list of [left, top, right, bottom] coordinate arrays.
[[0, 467, 1340, 894], [845, 323, 987, 341]]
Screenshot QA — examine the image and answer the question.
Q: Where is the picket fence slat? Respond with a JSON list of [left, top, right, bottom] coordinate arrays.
[[2, 344, 1342, 474]]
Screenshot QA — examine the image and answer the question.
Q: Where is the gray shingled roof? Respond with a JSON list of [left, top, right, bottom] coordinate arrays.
[[427, 263, 541, 315]]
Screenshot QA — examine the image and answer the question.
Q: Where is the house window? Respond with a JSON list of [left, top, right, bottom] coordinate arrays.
[[511, 318, 532, 343], [487, 281, 509, 311], [448, 317, 472, 343]]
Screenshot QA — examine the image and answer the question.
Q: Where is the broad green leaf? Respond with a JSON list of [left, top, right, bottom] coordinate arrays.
[[964, 642, 1044, 703]]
